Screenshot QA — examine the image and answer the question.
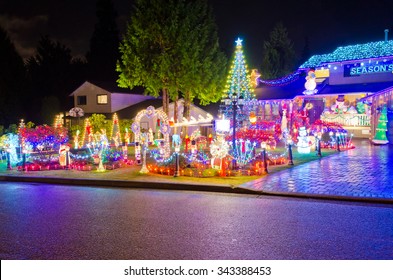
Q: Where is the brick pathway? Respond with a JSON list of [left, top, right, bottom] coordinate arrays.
[[240, 139, 393, 200]]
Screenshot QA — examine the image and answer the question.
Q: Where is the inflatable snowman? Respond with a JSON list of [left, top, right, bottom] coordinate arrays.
[[297, 127, 311, 154], [303, 70, 317, 95]]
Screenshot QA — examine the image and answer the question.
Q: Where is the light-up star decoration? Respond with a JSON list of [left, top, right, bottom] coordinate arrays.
[[235, 38, 243, 46]]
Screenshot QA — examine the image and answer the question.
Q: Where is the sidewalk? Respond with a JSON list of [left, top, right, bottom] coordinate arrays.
[[1, 139, 392, 204], [241, 139, 393, 203]]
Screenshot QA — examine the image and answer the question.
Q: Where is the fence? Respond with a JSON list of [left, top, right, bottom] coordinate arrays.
[[320, 113, 370, 127]]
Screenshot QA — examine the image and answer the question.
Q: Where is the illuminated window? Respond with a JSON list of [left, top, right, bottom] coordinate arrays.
[[97, 94, 108, 104], [77, 96, 87, 105]]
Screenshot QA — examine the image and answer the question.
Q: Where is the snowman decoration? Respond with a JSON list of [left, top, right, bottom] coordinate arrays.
[[303, 70, 318, 95], [331, 95, 348, 114], [297, 127, 311, 154]]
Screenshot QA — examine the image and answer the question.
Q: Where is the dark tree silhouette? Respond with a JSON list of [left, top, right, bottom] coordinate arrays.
[[260, 22, 296, 79], [86, 0, 120, 82], [26, 35, 82, 124], [0, 25, 27, 126]]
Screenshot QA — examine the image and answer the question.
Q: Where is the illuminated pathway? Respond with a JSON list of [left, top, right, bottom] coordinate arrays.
[[241, 139, 393, 200]]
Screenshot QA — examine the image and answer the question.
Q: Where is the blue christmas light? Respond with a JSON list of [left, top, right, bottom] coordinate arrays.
[[300, 40, 393, 69], [259, 70, 301, 86]]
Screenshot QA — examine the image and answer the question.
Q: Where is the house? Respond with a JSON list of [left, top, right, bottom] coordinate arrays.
[[69, 81, 155, 115], [254, 39, 393, 140], [117, 98, 214, 136]]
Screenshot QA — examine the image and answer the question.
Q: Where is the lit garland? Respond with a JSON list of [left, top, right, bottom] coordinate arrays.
[[300, 40, 393, 69], [150, 149, 210, 165], [259, 70, 301, 86]]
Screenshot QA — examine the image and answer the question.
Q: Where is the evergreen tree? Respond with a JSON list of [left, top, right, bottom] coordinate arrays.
[[0, 25, 27, 125], [219, 38, 254, 121], [117, 0, 226, 116], [260, 22, 296, 79], [372, 105, 389, 145], [178, 0, 227, 120], [300, 36, 311, 66], [87, 0, 120, 82], [26, 35, 74, 123]]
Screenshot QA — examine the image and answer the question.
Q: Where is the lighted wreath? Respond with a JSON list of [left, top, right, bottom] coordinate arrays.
[[305, 102, 314, 110], [160, 123, 170, 135], [131, 123, 140, 134], [145, 106, 155, 118]]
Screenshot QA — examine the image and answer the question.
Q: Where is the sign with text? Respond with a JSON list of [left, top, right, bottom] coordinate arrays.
[[344, 60, 393, 77]]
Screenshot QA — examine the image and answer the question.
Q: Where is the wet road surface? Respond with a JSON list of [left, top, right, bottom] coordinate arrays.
[[1, 182, 393, 259]]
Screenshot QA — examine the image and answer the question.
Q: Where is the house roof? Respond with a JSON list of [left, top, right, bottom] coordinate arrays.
[[116, 99, 163, 119], [254, 77, 393, 101], [317, 81, 393, 95], [299, 40, 393, 69], [87, 80, 145, 94], [254, 77, 305, 100], [69, 81, 145, 96]]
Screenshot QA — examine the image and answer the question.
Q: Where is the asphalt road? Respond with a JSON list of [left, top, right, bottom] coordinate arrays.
[[1, 182, 393, 260]]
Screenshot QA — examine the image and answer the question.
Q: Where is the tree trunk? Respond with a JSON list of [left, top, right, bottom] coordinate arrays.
[[184, 91, 191, 120], [173, 96, 178, 134], [162, 88, 168, 115], [183, 91, 192, 136]]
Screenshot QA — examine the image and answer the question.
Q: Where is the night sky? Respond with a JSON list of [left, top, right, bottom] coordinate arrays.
[[1, 0, 393, 69]]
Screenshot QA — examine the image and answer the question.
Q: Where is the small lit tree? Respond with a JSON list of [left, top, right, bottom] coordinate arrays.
[[372, 105, 389, 145]]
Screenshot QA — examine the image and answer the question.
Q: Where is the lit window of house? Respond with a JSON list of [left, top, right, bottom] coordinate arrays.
[[97, 94, 108, 104], [77, 96, 87, 105]]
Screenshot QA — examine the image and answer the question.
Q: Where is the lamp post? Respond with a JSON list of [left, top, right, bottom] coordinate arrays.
[[287, 137, 294, 165], [6, 149, 11, 170], [232, 96, 237, 170], [336, 132, 341, 152], [316, 132, 322, 157], [173, 146, 180, 177], [261, 142, 268, 174]]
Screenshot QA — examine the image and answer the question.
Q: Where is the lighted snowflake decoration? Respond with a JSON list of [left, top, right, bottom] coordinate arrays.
[[210, 137, 229, 159], [131, 123, 140, 134], [145, 106, 155, 118]]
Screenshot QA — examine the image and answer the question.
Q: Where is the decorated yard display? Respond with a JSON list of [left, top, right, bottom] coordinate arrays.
[[111, 113, 121, 147], [210, 134, 229, 170], [132, 106, 171, 161], [303, 70, 318, 95], [372, 105, 389, 145], [0, 133, 19, 166], [309, 120, 354, 149], [297, 126, 311, 154], [58, 144, 71, 167]]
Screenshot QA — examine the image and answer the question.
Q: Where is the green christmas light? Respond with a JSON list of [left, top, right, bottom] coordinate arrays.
[[223, 38, 254, 100], [300, 40, 393, 69], [372, 105, 389, 145]]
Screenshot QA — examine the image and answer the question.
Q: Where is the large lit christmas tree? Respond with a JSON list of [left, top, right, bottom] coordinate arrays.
[[219, 38, 255, 121], [372, 105, 389, 145]]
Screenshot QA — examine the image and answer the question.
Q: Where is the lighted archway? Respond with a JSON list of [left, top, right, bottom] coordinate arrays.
[[131, 106, 171, 158]]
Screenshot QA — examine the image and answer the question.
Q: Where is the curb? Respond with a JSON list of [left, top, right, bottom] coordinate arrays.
[[1, 175, 393, 204], [0, 175, 262, 196]]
